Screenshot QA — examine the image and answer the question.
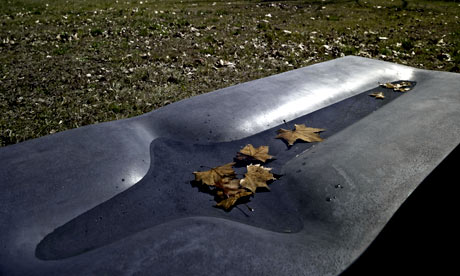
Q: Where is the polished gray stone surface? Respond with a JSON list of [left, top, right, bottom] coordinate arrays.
[[0, 56, 459, 275]]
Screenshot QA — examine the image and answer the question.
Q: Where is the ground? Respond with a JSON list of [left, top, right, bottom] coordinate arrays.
[[1, 0, 459, 147]]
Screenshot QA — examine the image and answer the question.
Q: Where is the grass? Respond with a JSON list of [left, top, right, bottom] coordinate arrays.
[[1, 0, 460, 147]]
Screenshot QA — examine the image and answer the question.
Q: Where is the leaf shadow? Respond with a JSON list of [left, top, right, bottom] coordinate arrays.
[[190, 180, 214, 196], [213, 194, 253, 213], [277, 137, 324, 149], [232, 155, 277, 168], [276, 137, 293, 149]]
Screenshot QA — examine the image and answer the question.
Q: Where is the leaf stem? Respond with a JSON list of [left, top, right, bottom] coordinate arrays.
[[245, 204, 254, 212], [283, 119, 288, 127]]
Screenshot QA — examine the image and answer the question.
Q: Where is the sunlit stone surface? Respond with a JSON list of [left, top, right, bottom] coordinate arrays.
[[0, 57, 459, 275]]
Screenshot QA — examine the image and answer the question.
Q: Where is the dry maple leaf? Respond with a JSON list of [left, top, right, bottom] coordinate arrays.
[[240, 164, 275, 193], [395, 87, 411, 92], [380, 82, 412, 92], [216, 190, 253, 210], [236, 144, 273, 162], [369, 92, 385, 99], [193, 162, 236, 186], [215, 177, 243, 197], [276, 124, 325, 146], [380, 82, 396, 89]]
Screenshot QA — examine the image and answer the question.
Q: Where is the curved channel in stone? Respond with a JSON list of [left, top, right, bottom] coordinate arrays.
[[35, 82, 410, 260]]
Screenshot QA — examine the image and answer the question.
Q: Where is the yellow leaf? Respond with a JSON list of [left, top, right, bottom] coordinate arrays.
[[240, 164, 275, 193], [399, 81, 412, 87], [369, 92, 385, 99], [193, 162, 236, 186], [217, 190, 252, 210], [276, 123, 325, 146], [380, 82, 396, 89], [396, 87, 411, 92], [237, 144, 273, 162]]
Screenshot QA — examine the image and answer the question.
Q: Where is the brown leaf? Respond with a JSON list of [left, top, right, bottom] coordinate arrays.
[[216, 177, 242, 197], [216, 190, 252, 210], [276, 123, 325, 146], [193, 162, 236, 186], [240, 164, 275, 193], [369, 92, 385, 99], [380, 82, 412, 92], [237, 144, 273, 162]]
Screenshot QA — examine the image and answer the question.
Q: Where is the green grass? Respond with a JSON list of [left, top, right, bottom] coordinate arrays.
[[1, 0, 460, 147]]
